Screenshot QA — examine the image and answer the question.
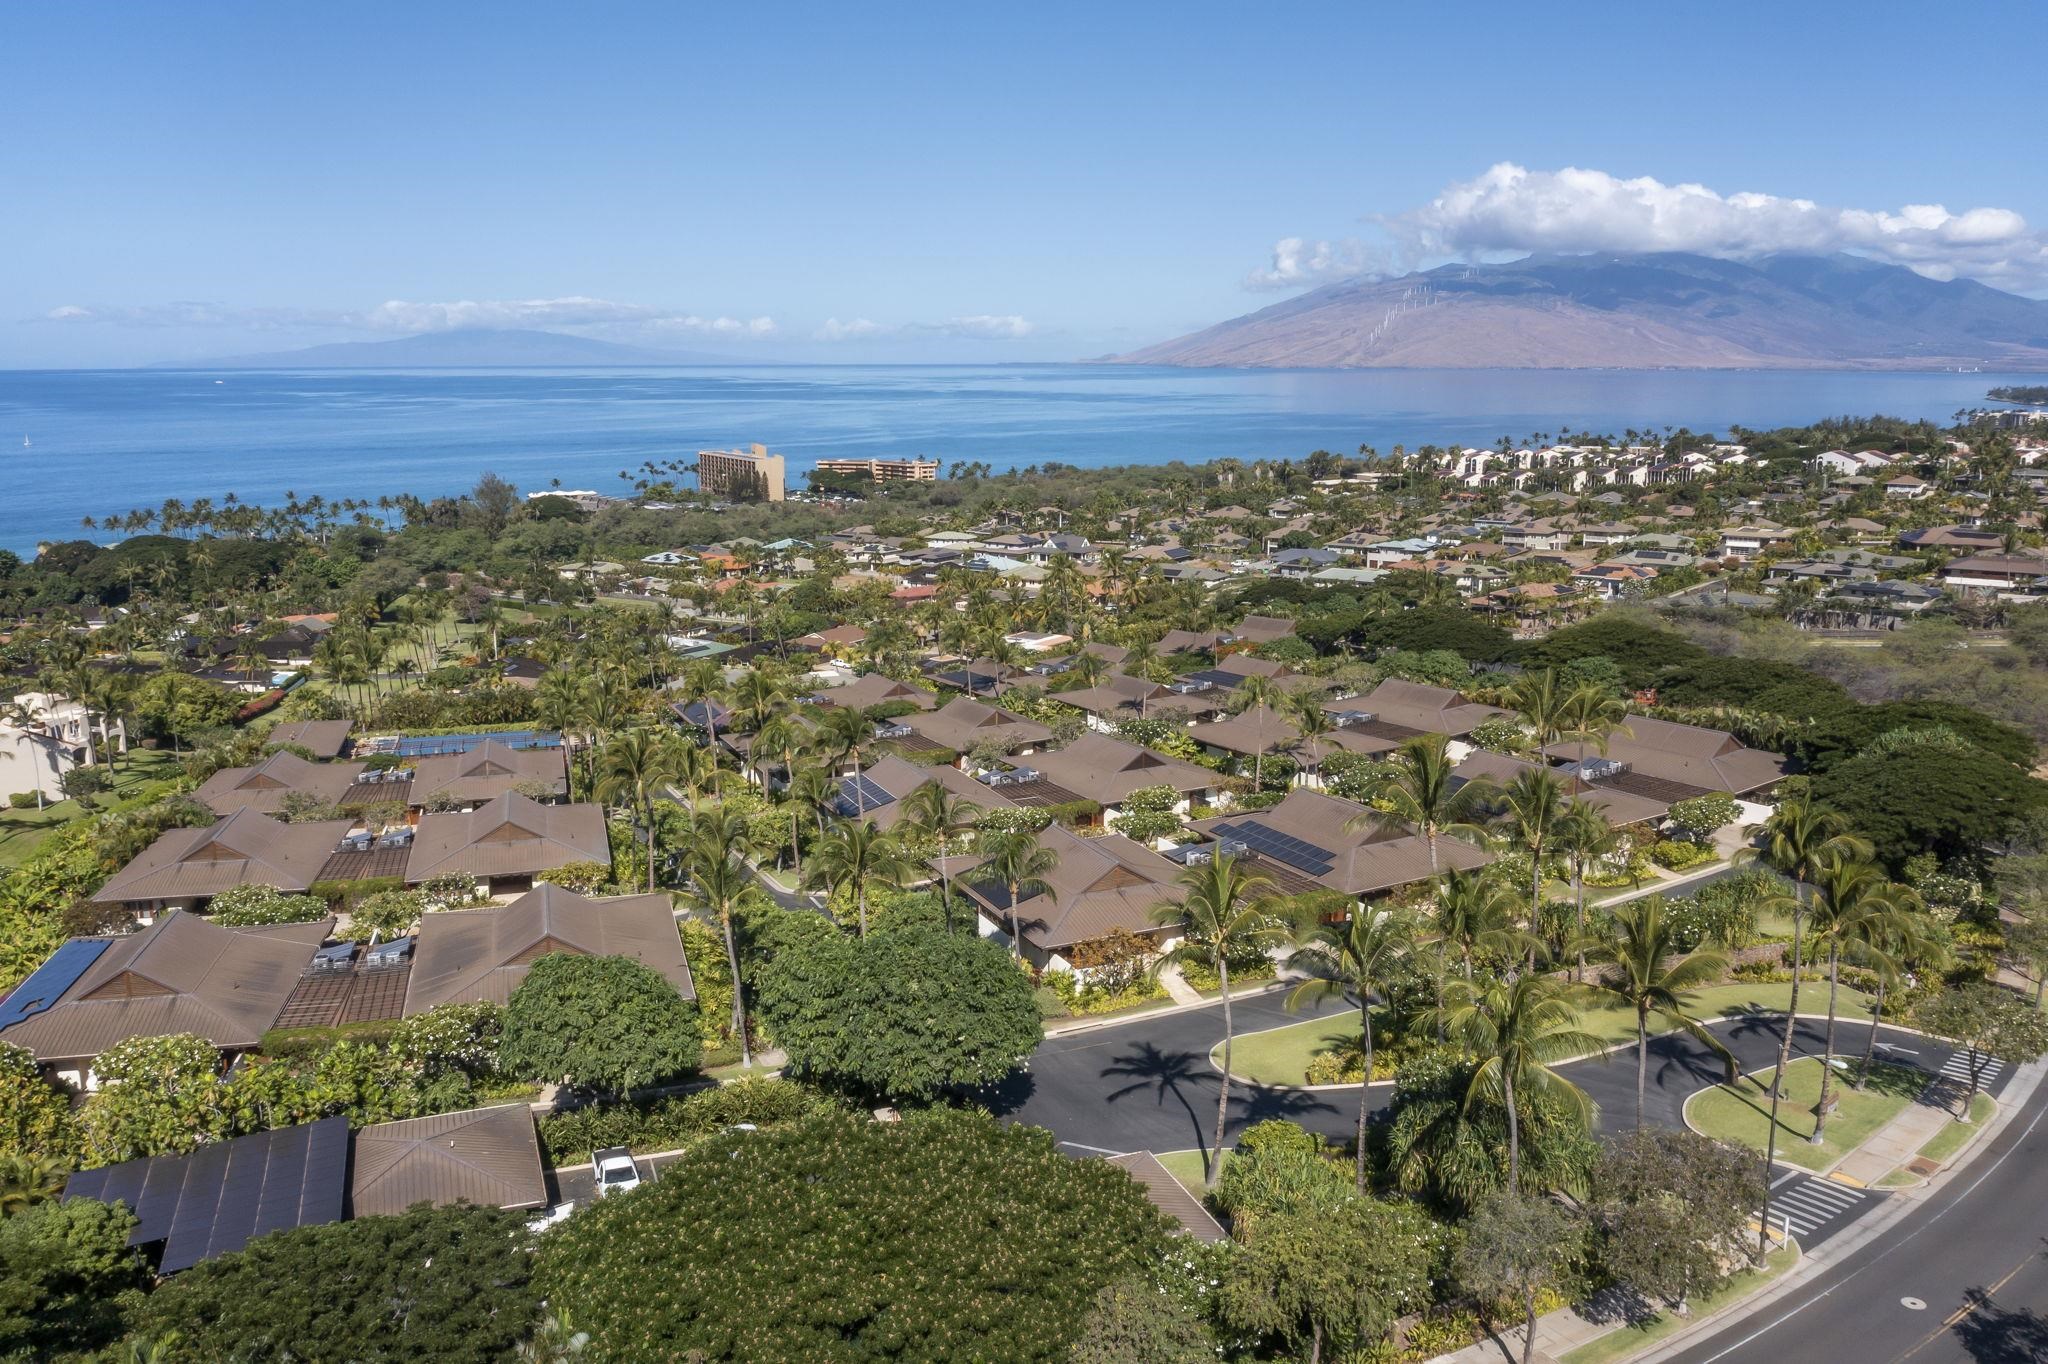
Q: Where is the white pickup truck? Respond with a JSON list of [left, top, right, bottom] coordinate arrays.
[[592, 1146, 642, 1197]]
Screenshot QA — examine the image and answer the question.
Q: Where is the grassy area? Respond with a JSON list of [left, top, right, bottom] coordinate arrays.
[[1559, 1247, 1799, 1364], [1877, 1169, 1921, 1189], [0, 748, 182, 870], [1219, 982, 1878, 1087], [1917, 1092, 1997, 1164], [1688, 1058, 1921, 1171], [1155, 1147, 1227, 1194]]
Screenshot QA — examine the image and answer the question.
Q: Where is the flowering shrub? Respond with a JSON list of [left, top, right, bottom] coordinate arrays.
[[1650, 839, 1715, 870]]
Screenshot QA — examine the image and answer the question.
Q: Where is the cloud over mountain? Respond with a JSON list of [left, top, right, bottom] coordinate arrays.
[[1251, 163, 2048, 294]]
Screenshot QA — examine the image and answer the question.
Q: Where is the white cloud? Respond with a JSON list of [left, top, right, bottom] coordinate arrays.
[[1251, 163, 2048, 293], [813, 314, 1037, 342], [814, 317, 885, 341], [39, 296, 779, 338], [923, 314, 1035, 340], [1244, 237, 1380, 290]]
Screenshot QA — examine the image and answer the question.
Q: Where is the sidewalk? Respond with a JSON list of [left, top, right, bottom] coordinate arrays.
[[1832, 1078, 1956, 1184], [1156, 962, 1203, 1006]]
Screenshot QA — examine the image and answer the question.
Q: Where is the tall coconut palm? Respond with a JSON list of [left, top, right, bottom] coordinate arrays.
[[1855, 899, 1945, 1088], [1433, 867, 1526, 984], [751, 713, 806, 792], [804, 818, 913, 937], [1746, 797, 1869, 1253], [1285, 903, 1413, 1189], [1441, 972, 1601, 1194], [1559, 682, 1627, 753], [813, 704, 878, 781], [686, 806, 762, 1069], [1065, 648, 1110, 689], [726, 666, 790, 735], [1347, 732, 1492, 873], [1805, 859, 1918, 1141], [1509, 668, 1573, 749], [972, 827, 1061, 959], [902, 780, 980, 931], [1552, 802, 1622, 982], [1501, 768, 1570, 945], [1577, 896, 1733, 1128], [782, 762, 834, 878], [1747, 799, 1872, 1099], [1284, 691, 1334, 789], [595, 728, 683, 893], [1228, 673, 1285, 790], [1153, 852, 1286, 1189]]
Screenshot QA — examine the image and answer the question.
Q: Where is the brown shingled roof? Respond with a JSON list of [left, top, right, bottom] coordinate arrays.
[[903, 696, 1052, 755], [403, 795, 609, 883], [349, 1104, 548, 1216], [406, 740, 569, 807], [403, 883, 692, 1012], [194, 750, 366, 816], [94, 810, 352, 905], [1188, 789, 1493, 895], [1027, 734, 1218, 804], [1545, 715, 1787, 796], [0, 909, 332, 1064], [812, 673, 940, 712], [942, 827, 1186, 951]]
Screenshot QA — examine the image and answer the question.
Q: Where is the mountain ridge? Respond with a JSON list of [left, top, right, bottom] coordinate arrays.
[[1112, 253, 2048, 371], [153, 327, 756, 369]]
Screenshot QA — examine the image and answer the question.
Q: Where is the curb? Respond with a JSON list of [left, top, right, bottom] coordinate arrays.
[[1042, 980, 1293, 1038], [1628, 1052, 2046, 1364]]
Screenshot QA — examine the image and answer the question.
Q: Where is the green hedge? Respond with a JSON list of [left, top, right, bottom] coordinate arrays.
[[259, 1020, 404, 1058], [308, 875, 408, 906], [534, 1077, 835, 1165]]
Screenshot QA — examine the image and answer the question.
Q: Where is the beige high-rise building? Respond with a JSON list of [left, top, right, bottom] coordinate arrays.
[[812, 456, 940, 483], [696, 443, 787, 502]]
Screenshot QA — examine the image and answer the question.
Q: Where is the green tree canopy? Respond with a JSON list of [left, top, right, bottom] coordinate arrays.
[[752, 927, 1039, 1100], [132, 1203, 540, 1364], [0, 1198, 143, 1359], [535, 1109, 1168, 1364], [1812, 743, 2048, 873], [499, 953, 702, 1094], [0, 1042, 79, 1165]]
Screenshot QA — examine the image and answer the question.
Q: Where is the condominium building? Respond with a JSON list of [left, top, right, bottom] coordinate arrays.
[[812, 456, 940, 483], [696, 443, 786, 502]]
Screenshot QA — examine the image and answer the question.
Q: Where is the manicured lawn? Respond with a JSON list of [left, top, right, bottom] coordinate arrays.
[[1155, 1147, 1227, 1194], [1560, 1247, 1798, 1364], [1917, 1092, 1997, 1164], [1688, 1058, 1922, 1171], [1218, 982, 1878, 1086], [0, 748, 181, 869]]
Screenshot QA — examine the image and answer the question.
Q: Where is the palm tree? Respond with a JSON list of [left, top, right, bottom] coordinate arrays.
[[594, 728, 682, 893], [782, 762, 834, 878], [1805, 859, 1918, 1140], [902, 780, 980, 931], [1747, 799, 1872, 1099], [670, 740, 717, 812], [1745, 797, 1869, 1254], [1348, 732, 1492, 873], [1064, 648, 1110, 689], [1153, 852, 1285, 1189], [726, 666, 790, 734], [1577, 897, 1733, 1128], [1433, 866, 1525, 984], [1855, 901, 1944, 1088], [1286, 903, 1413, 1189], [972, 827, 1061, 959], [805, 819, 912, 936], [812, 704, 877, 781], [686, 807, 761, 1068], [1228, 673, 1285, 789], [1501, 768, 1569, 941], [1553, 803, 1622, 982], [1441, 972, 1601, 1194], [1509, 668, 1572, 750], [751, 713, 806, 792], [1285, 691, 1333, 789]]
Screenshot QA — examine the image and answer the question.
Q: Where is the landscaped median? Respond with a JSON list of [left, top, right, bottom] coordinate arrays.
[[1683, 1057, 1921, 1171], [1214, 982, 1879, 1086], [1557, 1247, 1800, 1364]]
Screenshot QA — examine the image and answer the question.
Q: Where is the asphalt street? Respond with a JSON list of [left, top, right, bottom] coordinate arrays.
[[1663, 1073, 2048, 1364], [991, 989, 1999, 1253]]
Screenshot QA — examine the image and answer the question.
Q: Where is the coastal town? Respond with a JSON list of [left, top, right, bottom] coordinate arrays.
[[1, 410, 2046, 1362]]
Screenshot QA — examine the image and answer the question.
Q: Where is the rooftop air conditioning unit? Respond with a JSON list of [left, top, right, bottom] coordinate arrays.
[[364, 935, 414, 967], [1576, 758, 1626, 781], [1218, 838, 1250, 857], [340, 834, 373, 853], [874, 723, 912, 739], [1335, 711, 1377, 727], [1168, 680, 1211, 695]]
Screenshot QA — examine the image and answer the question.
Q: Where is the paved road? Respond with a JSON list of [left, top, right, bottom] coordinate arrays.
[[992, 991, 1999, 1251], [1663, 1072, 2048, 1364]]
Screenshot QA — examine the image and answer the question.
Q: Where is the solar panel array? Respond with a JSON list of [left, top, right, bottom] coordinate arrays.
[[64, 1116, 349, 1273], [1208, 821, 1336, 876], [835, 773, 895, 815], [1181, 669, 1241, 690], [0, 938, 110, 1032]]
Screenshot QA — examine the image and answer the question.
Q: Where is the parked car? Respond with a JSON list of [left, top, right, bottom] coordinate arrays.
[[592, 1147, 641, 1197]]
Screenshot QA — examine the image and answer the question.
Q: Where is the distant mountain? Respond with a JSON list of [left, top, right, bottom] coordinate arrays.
[[1113, 253, 2048, 370], [159, 327, 754, 368]]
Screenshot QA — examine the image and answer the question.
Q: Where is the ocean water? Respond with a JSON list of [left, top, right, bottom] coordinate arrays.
[[0, 364, 2030, 554]]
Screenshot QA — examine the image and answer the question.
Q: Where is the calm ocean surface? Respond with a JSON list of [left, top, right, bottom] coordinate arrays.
[[0, 364, 2029, 554]]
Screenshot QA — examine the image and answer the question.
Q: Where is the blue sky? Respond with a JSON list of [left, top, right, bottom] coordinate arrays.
[[5, 1, 2045, 367]]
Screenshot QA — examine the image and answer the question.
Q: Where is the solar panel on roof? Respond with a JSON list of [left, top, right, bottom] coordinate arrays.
[[1210, 821, 1335, 877], [0, 938, 111, 1032], [836, 774, 894, 813]]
